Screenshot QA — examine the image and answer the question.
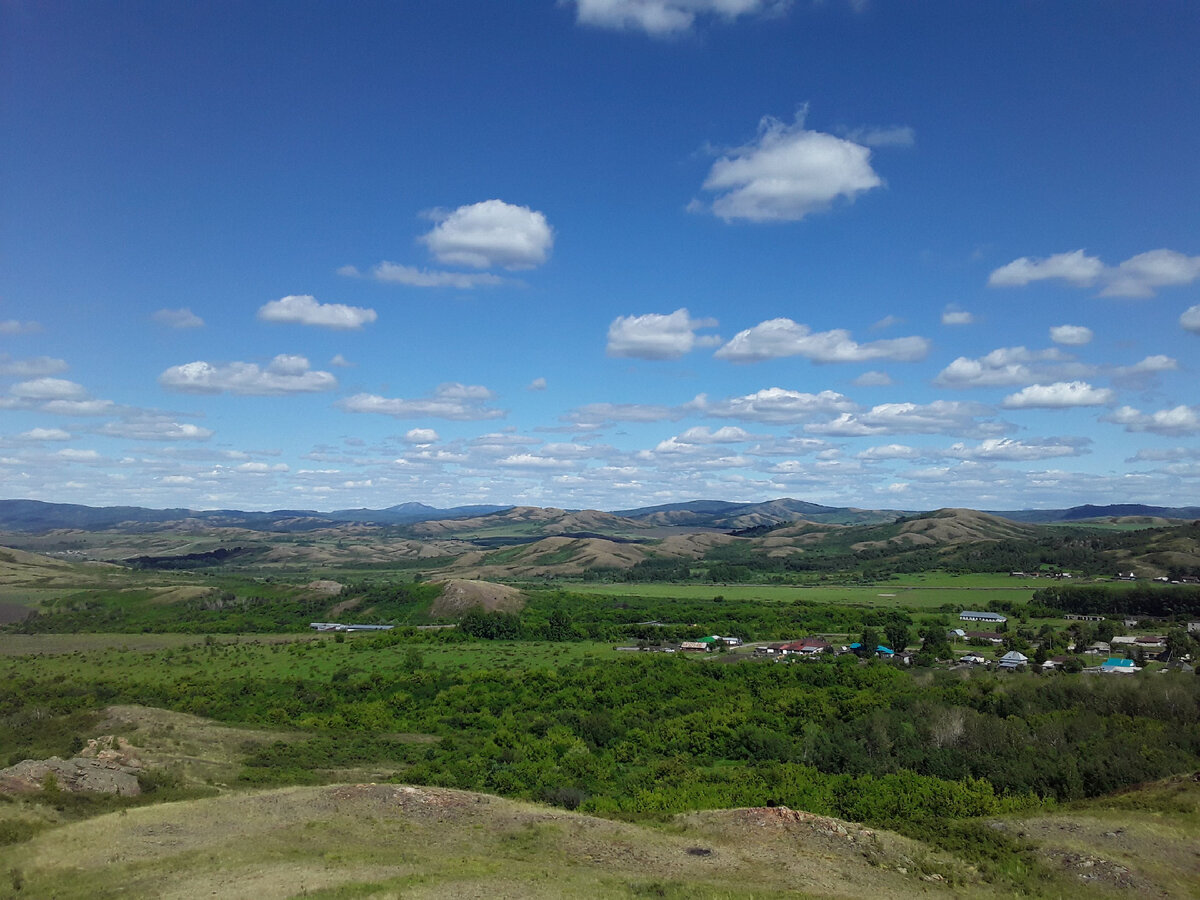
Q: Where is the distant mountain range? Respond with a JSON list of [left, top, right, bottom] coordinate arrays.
[[0, 497, 1196, 535]]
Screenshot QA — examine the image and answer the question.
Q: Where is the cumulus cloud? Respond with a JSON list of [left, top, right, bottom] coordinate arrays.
[[1181, 304, 1200, 334], [695, 387, 854, 424], [606, 308, 720, 360], [941, 307, 974, 326], [421, 199, 553, 269], [257, 295, 377, 330], [1049, 324, 1093, 346], [365, 262, 506, 289], [404, 428, 440, 444], [989, 248, 1200, 298], [153, 307, 204, 329], [339, 383, 505, 421], [97, 419, 214, 441], [934, 346, 1081, 388], [1104, 405, 1200, 436], [568, 0, 790, 36], [0, 355, 68, 377], [942, 437, 1090, 461], [856, 443, 919, 460], [159, 355, 337, 395], [527, 377, 547, 391], [10, 378, 87, 401], [806, 400, 1008, 438], [1101, 250, 1200, 298], [19, 427, 71, 441], [1001, 381, 1115, 409], [699, 112, 887, 222], [853, 370, 893, 387], [715, 318, 928, 363]]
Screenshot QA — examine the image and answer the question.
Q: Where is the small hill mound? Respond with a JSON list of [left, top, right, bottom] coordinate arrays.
[[853, 508, 1037, 551], [0, 782, 964, 899], [430, 579, 525, 617]]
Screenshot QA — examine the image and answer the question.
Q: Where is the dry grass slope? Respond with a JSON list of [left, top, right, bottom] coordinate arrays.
[[429, 579, 526, 617], [0, 783, 975, 899]]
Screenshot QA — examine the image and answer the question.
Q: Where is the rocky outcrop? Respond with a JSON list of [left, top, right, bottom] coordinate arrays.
[[0, 735, 142, 796]]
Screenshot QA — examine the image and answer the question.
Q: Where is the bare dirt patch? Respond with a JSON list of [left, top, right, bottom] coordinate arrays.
[[429, 579, 525, 617]]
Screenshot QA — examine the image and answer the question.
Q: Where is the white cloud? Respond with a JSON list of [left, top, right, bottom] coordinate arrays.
[[10, 378, 87, 401], [404, 428, 440, 444], [0, 355, 68, 377], [1049, 324, 1093, 345], [853, 370, 893, 387], [806, 400, 1007, 438], [934, 346, 1080, 388], [988, 250, 1104, 288], [366, 262, 506, 289], [941, 307, 974, 326], [606, 308, 720, 360], [527, 377, 547, 391], [942, 437, 1090, 461], [339, 383, 505, 421], [841, 125, 916, 148], [153, 307, 204, 329], [1101, 249, 1200, 298], [19, 428, 71, 441], [700, 112, 886, 222], [330, 354, 352, 367], [1181, 304, 1200, 334], [1104, 405, 1200, 436], [564, 402, 680, 424], [856, 444, 919, 460], [696, 387, 854, 424], [97, 420, 214, 441], [159, 355, 337, 395], [0, 320, 41, 335], [421, 199, 553, 269], [1001, 381, 1115, 409], [568, 0, 789, 36], [55, 448, 101, 462], [236, 462, 289, 474], [989, 248, 1200, 298], [674, 425, 754, 444], [41, 399, 116, 416], [257, 295, 377, 330], [715, 318, 928, 363]]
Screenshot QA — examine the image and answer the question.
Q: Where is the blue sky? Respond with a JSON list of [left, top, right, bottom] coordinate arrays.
[[2, 0, 1198, 512]]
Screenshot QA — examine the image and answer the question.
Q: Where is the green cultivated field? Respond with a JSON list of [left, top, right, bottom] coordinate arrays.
[[570, 578, 1036, 610]]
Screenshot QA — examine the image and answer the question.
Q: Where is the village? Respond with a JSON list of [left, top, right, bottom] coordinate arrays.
[[616, 608, 1199, 676]]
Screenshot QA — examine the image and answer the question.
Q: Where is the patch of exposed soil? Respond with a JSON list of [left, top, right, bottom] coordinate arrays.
[[429, 579, 525, 617]]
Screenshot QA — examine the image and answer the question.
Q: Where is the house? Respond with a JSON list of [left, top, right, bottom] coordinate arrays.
[[998, 650, 1028, 669], [779, 638, 831, 656], [679, 641, 710, 652], [961, 653, 990, 666], [894, 651, 915, 666], [948, 628, 967, 640], [965, 631, 1004, 645], [1085, 641, 1111, 655], [1042, 655, 1071, 670], [1065, 614, 1104, 622], [1116, 571, 1137, 581], [754, 643, 786, 656], [848, 643, 894, 658], [1100, 657, 1139, 674], [959, 611, 1007, 624], [1135, 635, 1167, 651], [1123, 617, 1140, 628]]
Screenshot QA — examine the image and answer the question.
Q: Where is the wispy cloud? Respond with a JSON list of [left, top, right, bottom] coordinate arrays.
[[160, 355, 337, 395], [339, 383, 506, 421], [989, 248, 1200, 298]]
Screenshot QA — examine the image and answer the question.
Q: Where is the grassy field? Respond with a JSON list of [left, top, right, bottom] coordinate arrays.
[[568, 579, 1037, 610]]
